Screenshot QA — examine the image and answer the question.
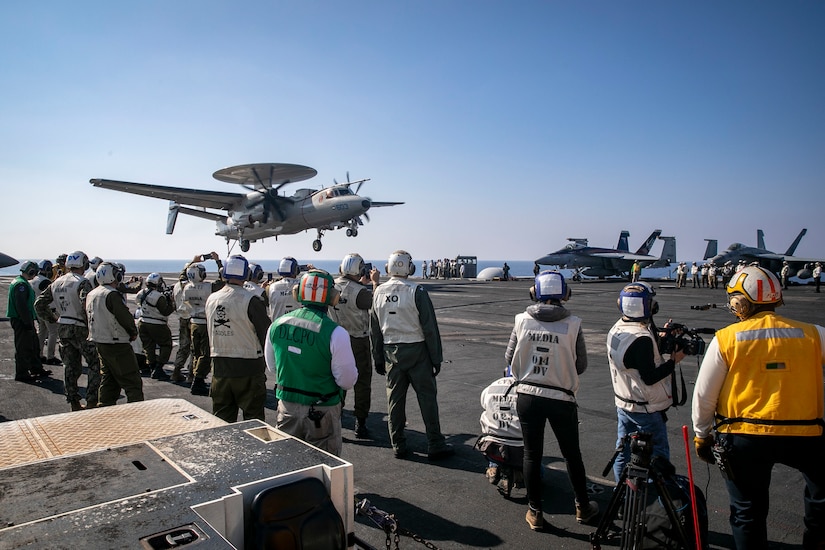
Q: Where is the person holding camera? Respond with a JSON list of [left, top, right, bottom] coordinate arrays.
[[205, 255, 271, 422], [329, 253, 380, 439], [183, 253, 225, 395], [265, 270, 357, 456], [607, 282, 685, 482], [86, 262, 144, 406], [370, 250, 453, 460], [135, 272, 175, 381], [692, 266, 825, 549], [506, 270, 599, 530], [267, 256, 302, 321]]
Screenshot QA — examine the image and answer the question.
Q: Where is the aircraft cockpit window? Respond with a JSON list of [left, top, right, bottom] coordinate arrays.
[[337, 187, 353, 196], [728, 243, 742, 251]]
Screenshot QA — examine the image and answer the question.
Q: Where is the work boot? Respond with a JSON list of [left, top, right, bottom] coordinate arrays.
[[525, 507, 545, 531], [190, 377, 209, 396], [355, 418, 370, 439], [575, 500, 600, 524], [170, 367, 185, 382], [151, 364, 171, 381], [85, 399, 98, 409], [70, 399, 85, 412]]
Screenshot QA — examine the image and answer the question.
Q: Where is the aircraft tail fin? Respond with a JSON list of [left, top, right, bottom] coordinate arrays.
[[649, 236, 676, 268], [635, 230, 662, 255], [703, 239, 718, 260], [785, 228, 807, 256], [166, 201, 179, 234], [616, 230, 630, 252], [757, 229, 766, 250]]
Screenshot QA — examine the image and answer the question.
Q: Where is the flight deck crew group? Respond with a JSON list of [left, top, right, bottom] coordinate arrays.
[[9, 252, 824, 546]]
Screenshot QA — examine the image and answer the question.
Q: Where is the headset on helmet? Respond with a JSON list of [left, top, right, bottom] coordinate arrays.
[[726, 266, 782, 320], [146, 272, 165, 289], [617, 282, 659, 321], [340, 253, 365, 278], [530, 270, 571, 302], [56, 254, 67, 264], [96, 262, 123, 286], [278, 257, 300, 278], [386, 250, 415, 277], [248, 263, 264, 283], [186, 263, 207, 283], [20, 261, 39, 277], [66, 251, 89, 271], [224, 255, 249, 282], [292, 269, 340, 306], [89, 256, 103, 269], [38, 259, 53, 277]]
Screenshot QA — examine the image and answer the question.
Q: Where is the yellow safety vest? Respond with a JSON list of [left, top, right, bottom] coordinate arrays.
[[715, 312, 824, 436]]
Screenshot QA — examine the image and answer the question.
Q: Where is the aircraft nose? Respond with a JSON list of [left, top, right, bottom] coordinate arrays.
[[362, 199, 371, 209]]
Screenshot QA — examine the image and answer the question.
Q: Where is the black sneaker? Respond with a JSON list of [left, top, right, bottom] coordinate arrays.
[[152, 367, 171, 381], [45, 357, 63, 366], [427, 446, 455, 461], [355, 419, 370, 439], [190, 378, 209, 396], [394, 448, 410, 459]]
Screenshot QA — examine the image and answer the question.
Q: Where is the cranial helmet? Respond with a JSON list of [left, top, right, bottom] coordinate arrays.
[[726, 266, 782, 320], [146, 272, 165, 289], [617, 282, 659, 321], [20, 261, 39, 277], [278, 256, 300, 278], [96, 262, 123, 286], [531, 270, 570, 302], [66, 251, 89, 271], [56, 254, 67, 264], [89, 256, 103, 270], [38, 259, 53, 277], [292, 269, 340, 306], [386, 250, 415, 277], [224, 255, 249, 282], [248, 263, 264, 283], [340, 253, 365, 278], [186, 263, 207, 283]]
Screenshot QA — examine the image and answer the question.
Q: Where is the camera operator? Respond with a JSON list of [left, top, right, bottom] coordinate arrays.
[[135, 273, 175, 381], [607, 282, 685, 482], [692, 266, 825, 549]]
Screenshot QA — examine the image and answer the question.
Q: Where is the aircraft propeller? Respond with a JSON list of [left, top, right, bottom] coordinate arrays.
[[248, 165, 290, 222]]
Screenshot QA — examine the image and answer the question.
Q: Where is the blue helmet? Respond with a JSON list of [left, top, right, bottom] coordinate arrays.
[[277, 256, 299, 278], [248, 263, 264, 283], [617, 282, 658, 321], [532, 270, 570, 302], [224, 255, 249, 282]]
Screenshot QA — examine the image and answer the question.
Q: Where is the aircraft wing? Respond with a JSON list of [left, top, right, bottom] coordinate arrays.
[[90, 179, 243, 211], [367, 201, 405, 207], [0, 252, 18, 269]]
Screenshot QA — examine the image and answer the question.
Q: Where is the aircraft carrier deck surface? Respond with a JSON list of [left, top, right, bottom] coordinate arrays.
[[2, 276, 823, 549]]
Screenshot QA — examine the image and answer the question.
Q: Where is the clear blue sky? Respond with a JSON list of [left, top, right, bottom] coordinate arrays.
[[2, 2, 823, 265]]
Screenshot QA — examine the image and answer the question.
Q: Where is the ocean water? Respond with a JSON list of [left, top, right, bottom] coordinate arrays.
[[1, 258, 677, 280]]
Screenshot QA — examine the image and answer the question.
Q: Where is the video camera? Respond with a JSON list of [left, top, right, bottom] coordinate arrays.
[[658, 323, 715, 356]]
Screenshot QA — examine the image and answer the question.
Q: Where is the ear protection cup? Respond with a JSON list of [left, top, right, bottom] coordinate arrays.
[[728, 294, 753, 320], [529, 286, 538, 302]]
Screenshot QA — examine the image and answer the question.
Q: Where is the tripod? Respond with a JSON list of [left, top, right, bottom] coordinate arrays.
[[590, 432, 691, 550]]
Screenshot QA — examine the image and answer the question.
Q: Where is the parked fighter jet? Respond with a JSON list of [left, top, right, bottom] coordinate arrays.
[[706, 228, 823, 279], [91, 163, 403, 253], [0, 252, 18, 269], [535, 230, 676, 279]]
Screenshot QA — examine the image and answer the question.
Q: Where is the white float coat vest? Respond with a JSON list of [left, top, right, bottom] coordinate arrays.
[[136, 288, 168, 325], [479, 376, 523, 446], [50, 272, 87, 326], [372, 278, 424, 344], [268, 277, 298, 320], [173, 280, 191, 320], [206, 285, 262, 359], [86, 286, 130, 344], [510, 312, 580, 403], [243, 281, 266, 300], [185, 281, 213, 325], [330, 276, 370, 338], [607, 321, 672, 413]]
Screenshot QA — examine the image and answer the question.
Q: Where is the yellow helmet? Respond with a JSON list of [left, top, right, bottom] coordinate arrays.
[[726, 266, 782, 305]]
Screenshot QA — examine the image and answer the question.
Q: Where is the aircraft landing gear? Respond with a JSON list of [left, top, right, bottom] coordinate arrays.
[[346, 228, 358, 237], [241, 239, 250, 252], [313, 228, 324, 252]]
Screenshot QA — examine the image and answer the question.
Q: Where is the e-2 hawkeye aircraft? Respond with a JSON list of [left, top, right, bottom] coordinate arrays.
[[535, 229, 676, 279], [703, 228, 822, 279], [90, 163, 403, 253]]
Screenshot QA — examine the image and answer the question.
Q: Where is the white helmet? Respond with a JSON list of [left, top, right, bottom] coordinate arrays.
[[146, 272, 165, 289], [66, 250, 89, 271], [95, 262, 123, 286], [278, 257, 299, 278], [617, 282, 658, 321], [386, 250, 415, 277], [340, 253, 365, 278], [89, 256, 103, 270], [224, 255, 249, 282], [727, 266, 782, 320], [186, 263, 207, 283]]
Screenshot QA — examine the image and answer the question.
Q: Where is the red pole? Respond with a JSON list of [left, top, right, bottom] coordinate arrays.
[[682, 425, 703, 549]]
